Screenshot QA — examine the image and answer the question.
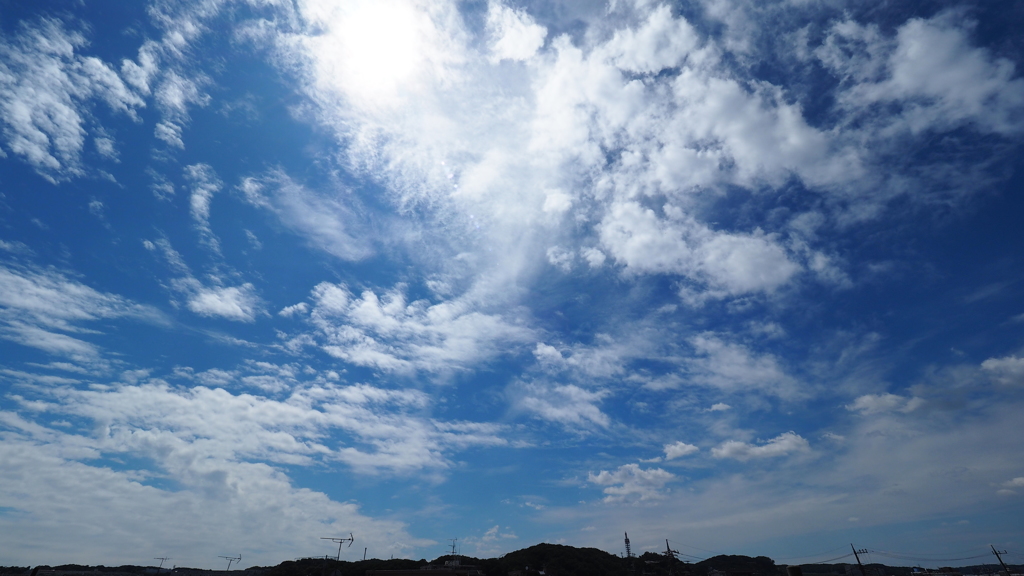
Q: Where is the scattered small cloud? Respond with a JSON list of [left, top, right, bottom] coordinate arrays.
[[588, 463, 675, 502], [664, 441, 699, 460], [846, 393, 924, 415], [711, 432, 810, 461]]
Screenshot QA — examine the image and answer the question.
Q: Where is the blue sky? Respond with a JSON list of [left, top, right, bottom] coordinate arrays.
[[2, 0, 1024, 569]]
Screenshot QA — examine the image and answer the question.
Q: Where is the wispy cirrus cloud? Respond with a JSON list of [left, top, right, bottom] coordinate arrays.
[[0, 261, 163, 364], [144, 237, 264, 322]]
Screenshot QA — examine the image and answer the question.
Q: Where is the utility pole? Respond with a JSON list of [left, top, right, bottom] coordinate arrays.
[[664, 540, 680, 576], [321, 534, 355, 561], [991, 545, 1011, 576], [154, 559, 170, 571], [851, 545, 868, 576]]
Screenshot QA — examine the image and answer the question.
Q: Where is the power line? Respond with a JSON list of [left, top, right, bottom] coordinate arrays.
[[864, 545, 991, 561], [799, 553, 855, 565], [775, 546, 852, 562]]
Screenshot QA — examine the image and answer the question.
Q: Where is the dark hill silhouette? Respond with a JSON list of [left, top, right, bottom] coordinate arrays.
[[4, 545, 1021, 576]]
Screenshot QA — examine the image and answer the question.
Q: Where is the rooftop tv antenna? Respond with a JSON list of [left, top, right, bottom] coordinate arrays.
[[219, 554, 241, 571], [154, 559, 171, 571], [321, 534, 355, 561], [446, 538, 461, 566]]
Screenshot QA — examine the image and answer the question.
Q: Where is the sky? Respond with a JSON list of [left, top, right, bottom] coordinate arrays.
[[1, 0, 1024, 569]]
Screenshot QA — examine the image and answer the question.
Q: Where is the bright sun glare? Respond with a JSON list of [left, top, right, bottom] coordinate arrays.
[[311, 0, 426, 105]]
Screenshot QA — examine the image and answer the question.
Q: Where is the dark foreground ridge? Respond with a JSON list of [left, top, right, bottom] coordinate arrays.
[[3, 544, 1022, 576]]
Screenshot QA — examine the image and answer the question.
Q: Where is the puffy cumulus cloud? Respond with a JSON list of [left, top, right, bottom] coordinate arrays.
[[846, 393, 924, 415], [598, 203, 801, 299], [239, 171, 373, 261], [685, 333, 803, 399], [588, 463, 675, 502], [486, 1, 547, 63], [233, 0, 1024, 312], [664, 440, 699, 460], [512, 381, 610, 429], [711, 431, 810, 461], [251, 0, 968, 315], [303, 282, 533, 375], [980, 354, 1024, 385], [0, 262, 162, 363], [0, 19, 145, 182]]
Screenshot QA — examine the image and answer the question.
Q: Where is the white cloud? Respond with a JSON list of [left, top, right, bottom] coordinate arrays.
[[846, 393, 924, 415], [0, 262, 162, 362], [154, 120, 184, 148], [822, 12, 1024, 136], [513, 381, 610, 429], [981, 355, 1024, 385], [148, 168, 176, 200], [664, 441, 699, 460], [0, 380, 445, 566], [279, 302, 309, 317], [598, 203, 801, 298], [1003, 477, 1024, 488], [184, 283, 262, 322], [239, 171, 373, 261], [711, 431, 810, 461], [234, 0, 1024, 321], [0, 19, 145, 181], [581, 247, 606, 268], [686, 333, 802, 399], [588, 463, 675, 502], [184, 163, 223, 252], [708, 402, 731, 411], [486, 1, 547, 63], [304, 281, 533, 374], [148, 237, 264, 322]]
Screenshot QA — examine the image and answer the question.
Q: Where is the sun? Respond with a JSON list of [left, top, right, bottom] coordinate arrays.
[[303, 0, 434, 107]]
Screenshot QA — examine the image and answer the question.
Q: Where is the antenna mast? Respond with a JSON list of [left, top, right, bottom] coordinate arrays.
[[625, 533, 635, 576], [321, 534, 355, 561], [447, 538, 460, 566], [154, 559, 171, 571], [219, 554, 241, 571]]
